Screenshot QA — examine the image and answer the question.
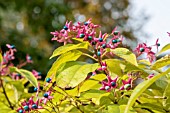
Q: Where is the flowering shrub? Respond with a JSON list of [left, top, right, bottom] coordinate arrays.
[[0, 19, 170, 113]]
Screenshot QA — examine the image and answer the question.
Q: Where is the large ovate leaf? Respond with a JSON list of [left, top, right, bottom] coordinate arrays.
[[45, 50, 82, 85], [157, 43, 170, 55], [111, 48, 138, 66], [151, 55, 170, 69], [124, 68, 170, 113], [10, 67, 38, 87], [50, 42, 88, 59], [56, 61, 98, 88], [106, 59, 123, 76]]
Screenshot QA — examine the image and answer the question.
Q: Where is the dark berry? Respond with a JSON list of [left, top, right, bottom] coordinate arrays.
[[112, 39, 117, 43], [24, 105, 29, 111], [32, 104, 37, 109], [46, 78, 51, 83], [84, 22, 88, 26], [102, 44, 106, 48], [34, 87, 38, 92], [18, 109, 23, 113], [105, 86, 110, 90], [11, 45, 15, 49], [17, 74, 21, 76], [92, 41, 96, 45], [28, 56, 32, 60], [111, 82, 116, 87], [44, 93, 49, 98], [63, 26, 68, 30], [79, 33, 85, 38], [97, 51, 101, 56], [140, 48, 145, 52], [88, 36, 92, 40], [114, 31, 119, 35], [38, 72, 41, 76], [157, 43, 160, 46], [99, 38, 103, 42]]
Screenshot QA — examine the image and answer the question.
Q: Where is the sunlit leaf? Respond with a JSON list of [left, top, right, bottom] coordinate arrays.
[[10, 67, 38, 87], [106, 59, 123, 76], [125, 68, 170, 113], [151, 55, 170, 69], [45, 50, 82, 86], [111, 48, 138, 66], [157, 43, 170, 55], [56, 61, 98, 88], [50, 42, 88, 59]]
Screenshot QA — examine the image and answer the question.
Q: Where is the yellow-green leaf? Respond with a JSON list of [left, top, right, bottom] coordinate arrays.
[[10, 67, 38, 87], [50, 42, 88, 59], [111, 48, 138, 66], [151, 55, 170, 69], [45, 50, 82, 86], [157, 43, 170, 55], [56, 61, 98, 88]]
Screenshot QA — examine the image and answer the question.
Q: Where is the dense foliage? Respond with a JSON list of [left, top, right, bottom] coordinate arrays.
[[0, 19, 170, 113]]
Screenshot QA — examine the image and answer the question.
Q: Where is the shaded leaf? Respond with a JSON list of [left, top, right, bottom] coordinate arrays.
[[163, 80, 170, 111], [125, 68, 170, 113]]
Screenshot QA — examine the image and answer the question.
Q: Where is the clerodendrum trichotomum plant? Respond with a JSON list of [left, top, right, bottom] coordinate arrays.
[[0, 18, 170, 113]]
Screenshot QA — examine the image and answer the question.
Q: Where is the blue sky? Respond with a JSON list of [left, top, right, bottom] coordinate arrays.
[[132, 0, 170, 49]]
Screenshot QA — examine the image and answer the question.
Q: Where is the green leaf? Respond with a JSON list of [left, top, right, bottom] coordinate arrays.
[[157, 43, 170, 55], [10, 67, 38, 87], [0, 53, 3, 63], [124, 68, 170, 113], [111, 48, 138, 66], [50, 42, 88, 59], [136, 103, 165, 113], [56, 61, 98, 88], [151, 55, 170, 69], [163, 80, 170, 111], [108, 105, 136, 113], [106, 59, 123, 76], [79, 74, 106, 93], [45, 50, 82, 86]]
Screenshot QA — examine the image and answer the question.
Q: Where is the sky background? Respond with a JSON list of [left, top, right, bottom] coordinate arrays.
[[132, 0, 170, 49]]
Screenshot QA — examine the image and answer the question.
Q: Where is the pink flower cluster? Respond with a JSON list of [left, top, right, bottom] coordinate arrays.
[[0, 44, 41, 80], [50, 19, 123, 57], [134, 38, 160, 63]]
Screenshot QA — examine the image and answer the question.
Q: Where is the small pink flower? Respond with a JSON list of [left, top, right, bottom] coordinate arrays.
[[167, 32, 170, 37], [40, 91, 53, 105], [26, 54, 33, 63], [32, 70, 41, 79], [98, 62, 107, 71], [119, 78, 132, 90], [100, 76, 118, 92]]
